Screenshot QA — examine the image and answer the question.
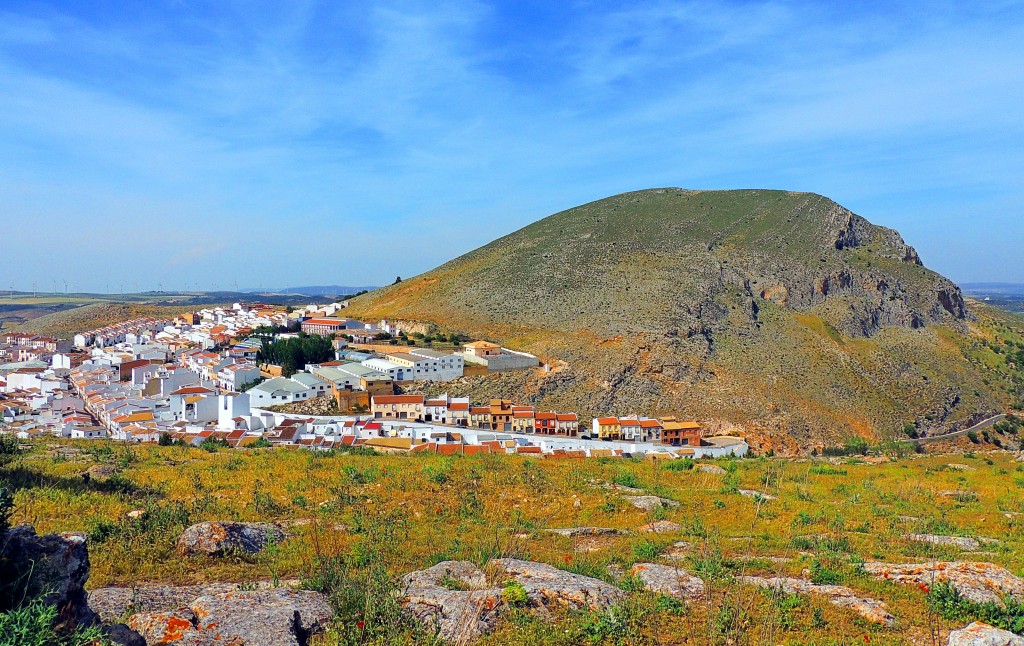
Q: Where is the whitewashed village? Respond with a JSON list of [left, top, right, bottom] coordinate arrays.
[[0, 301, 747, 459]]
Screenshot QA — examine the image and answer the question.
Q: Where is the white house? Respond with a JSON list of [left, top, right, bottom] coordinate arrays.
[[248, 377, 315, 407], [289, 372, 330, 398]]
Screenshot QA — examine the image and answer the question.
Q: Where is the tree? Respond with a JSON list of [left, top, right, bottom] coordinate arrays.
[[393, 276, 403, 284]]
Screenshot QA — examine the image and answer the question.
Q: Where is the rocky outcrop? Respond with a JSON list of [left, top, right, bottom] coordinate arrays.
[[401, 559, 626, 644], [489, 558, 625, 610], [630, 563, 705, 600], [401, 561, 502, 644], [89, 580, 301, 624], [0, 525, 97, 628], [865, 562, 1024, 604], [126, 589, 332, 646], [623, 495, 680, 511], [739, 575, 894, 626], [177, 521, 285, 557], [947, 622, 1024, 646]]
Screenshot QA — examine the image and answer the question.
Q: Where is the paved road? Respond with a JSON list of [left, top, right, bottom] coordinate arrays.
[[912, 414, 1006, 444]]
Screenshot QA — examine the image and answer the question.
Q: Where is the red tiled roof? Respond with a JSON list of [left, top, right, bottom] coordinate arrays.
[[372, 395, 424, 405]]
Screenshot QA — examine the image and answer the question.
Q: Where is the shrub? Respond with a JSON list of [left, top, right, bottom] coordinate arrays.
[[809, 559, 844, 585], [501, 581, 529, 607], [611, 470, 641, 489], [928, 581, 1024, 634]]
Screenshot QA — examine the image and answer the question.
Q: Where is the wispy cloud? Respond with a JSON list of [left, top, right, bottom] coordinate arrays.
[[0, 0, 1022, 290]]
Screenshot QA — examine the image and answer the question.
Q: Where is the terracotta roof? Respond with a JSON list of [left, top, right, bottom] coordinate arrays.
[[596, 417, 619, 425], [372, 395, 424, 405]]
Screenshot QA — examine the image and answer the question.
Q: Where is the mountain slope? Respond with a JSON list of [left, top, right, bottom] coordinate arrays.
[[346, 188, 1015, 450]]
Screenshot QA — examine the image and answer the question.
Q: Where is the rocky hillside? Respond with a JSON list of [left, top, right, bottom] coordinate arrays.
[[346, 189, 1021, 450]]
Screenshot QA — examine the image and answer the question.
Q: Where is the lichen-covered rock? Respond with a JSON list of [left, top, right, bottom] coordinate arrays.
[[947, 621, 1024, 646], [907, 534, 980, 550], [177, 521, 285, 556], [623, 495, 680, 511], [0, 525, 97, 628], [89, 580, 301, 624], [865, 561, 1024, 604], [637, 520, 681, 533], [401, 561, 502, 644], [127, 589, 332, 646], [630, 563, 705, 600], [489, 558, 625, 610], [739, 576, 894, 626]]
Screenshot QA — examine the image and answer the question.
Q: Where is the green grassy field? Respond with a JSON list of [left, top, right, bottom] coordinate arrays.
[[4, 438, 1024, 644]]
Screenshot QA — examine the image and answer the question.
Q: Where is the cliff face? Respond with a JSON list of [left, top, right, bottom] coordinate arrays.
[[345, 189, 999, 448]]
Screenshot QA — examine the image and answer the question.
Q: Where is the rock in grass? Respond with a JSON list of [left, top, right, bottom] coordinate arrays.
[[177, 521, 285, 557], [697, 464, 727, 474], [623, 495, 680, 511], [864, 561, 1024, 604], [544, 527, 627, 537], [489, 558, 625, 610], [89, 580, 301, 624], [402, 561, 502, 644], [630, 563, 705, 600], [738, 489, 777, 501], [907, 534, 980, 550], [739, 576, 895, 627], [127, 589, 332, 646], [637, 520, 682, 533], [947, 621, 1024, 645]]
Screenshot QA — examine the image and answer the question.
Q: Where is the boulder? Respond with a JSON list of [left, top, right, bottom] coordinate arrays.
[[177, 521, 285, 557], [489, 558, 625, 610], [947, 622, 1024, 646], [623, 495, 680, 511], [126, 589, 332, 646], [907, 534, 980, 550], [89, 581, 301, 624], [630, 563, 705, 600], [948, 463, 975, 471], [865, 561, 1024, 604], [739, 576, 894, 626], [0, 525, 97, 628], [401, 561, 502, 644], [637, 520, 681, 533]]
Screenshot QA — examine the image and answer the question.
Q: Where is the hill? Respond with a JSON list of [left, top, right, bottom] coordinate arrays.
[[345, 188, 1023, 451], [13, 303, 197, 338]]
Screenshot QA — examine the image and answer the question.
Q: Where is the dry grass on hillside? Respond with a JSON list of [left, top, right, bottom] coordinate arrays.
[[5, 439, 1024, 644]]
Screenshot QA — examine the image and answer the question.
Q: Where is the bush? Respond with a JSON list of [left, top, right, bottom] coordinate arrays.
[[611, 470, 641, 489], [501, 581, 529, 607], [0, 598, 104, 646], [928, 581, 1024, 634]]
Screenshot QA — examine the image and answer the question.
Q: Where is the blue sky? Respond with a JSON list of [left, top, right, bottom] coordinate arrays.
[[1, 1, 1022, 292]]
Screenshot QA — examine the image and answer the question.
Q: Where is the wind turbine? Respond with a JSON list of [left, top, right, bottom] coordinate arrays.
[[63, 280, 68, 294]]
